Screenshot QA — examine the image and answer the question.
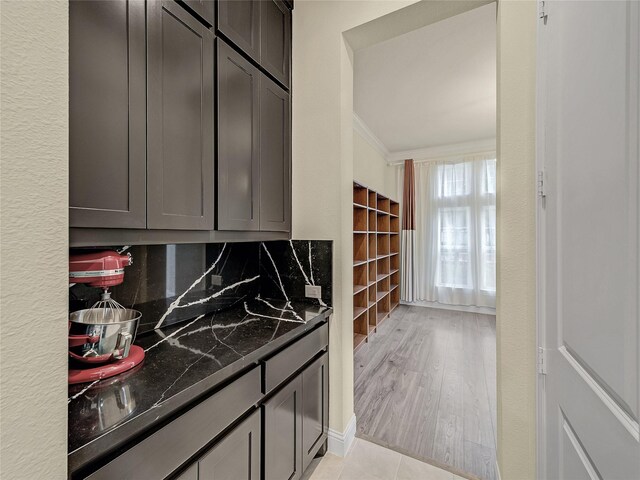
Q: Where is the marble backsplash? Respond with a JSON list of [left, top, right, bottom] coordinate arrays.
[[69, 240, 332, 335]]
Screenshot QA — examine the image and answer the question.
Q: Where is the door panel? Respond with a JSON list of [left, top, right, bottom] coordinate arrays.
[[217, 39, 260, 231], [69, 0, 146, 228], [264, 375, 303, 480], [302, 353, 328, 471], [259, 75, 291, 232], [260, 0, 291, 87], [541, 1, 640, 478], [217, 0, 260, 62], [183, 0, 215, 26], [147, 0, 214, 230], [198, 410, 261, 480]]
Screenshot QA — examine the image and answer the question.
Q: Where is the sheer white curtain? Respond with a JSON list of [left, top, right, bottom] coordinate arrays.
[[399, 155, 496, 308]]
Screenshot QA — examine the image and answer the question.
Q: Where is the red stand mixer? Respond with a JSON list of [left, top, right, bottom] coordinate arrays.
[[69, 251, 145, 384]]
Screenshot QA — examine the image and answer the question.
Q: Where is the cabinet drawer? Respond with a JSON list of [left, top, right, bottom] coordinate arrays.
[[87, 367, 261, 479], [263, 323, 328, 394]]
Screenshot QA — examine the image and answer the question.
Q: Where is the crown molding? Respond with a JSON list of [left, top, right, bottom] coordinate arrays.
[[352, 113, 389, 159], [386, 138, 496, 165]]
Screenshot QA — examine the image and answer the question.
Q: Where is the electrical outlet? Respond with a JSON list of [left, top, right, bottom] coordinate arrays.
[[211, 274, 223, 286], [305, 285, 322, 299]]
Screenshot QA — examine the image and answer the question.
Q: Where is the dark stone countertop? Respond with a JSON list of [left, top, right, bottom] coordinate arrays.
[[68, 297, 331, 476]]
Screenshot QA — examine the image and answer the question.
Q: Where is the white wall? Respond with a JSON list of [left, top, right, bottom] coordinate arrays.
[[0, 1, 69, 478], [353, 128, 397, 200], [496, 1, 537, 478]]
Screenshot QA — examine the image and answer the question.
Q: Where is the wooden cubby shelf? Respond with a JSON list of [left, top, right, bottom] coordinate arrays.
[[353, 181, 401, 351]]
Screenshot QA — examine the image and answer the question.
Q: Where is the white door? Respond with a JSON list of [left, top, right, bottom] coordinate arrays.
[[539, 1, 640, 479]]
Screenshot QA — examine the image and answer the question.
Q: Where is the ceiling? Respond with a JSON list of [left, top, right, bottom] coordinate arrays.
[[353, 3, 496, 154]]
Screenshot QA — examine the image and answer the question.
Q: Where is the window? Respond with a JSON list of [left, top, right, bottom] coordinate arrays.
[[437, 207, 471, 288], [433, 159, 496, 293]]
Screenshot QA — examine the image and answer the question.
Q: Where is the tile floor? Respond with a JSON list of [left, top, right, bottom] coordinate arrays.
[[302, 438, 469, 480]]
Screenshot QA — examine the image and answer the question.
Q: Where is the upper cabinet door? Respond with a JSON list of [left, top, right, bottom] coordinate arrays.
[[260, 0, 291, 88], [259, 75, 291, 232], [217, 0, 260, 62], [217, 39, 261, 231], [69, 0, 146, 229], [147, 0, 215, 230], [182, 0, 215, 26]]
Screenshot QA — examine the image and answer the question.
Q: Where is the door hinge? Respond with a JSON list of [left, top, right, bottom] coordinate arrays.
[[537, 346, 547, 375], [537, 170, 546, 198], [538, 1, 547, 21]]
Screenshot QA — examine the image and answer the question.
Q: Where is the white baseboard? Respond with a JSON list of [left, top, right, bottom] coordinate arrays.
[[327, 414, 356, 457], [400, 300, 496, 315]]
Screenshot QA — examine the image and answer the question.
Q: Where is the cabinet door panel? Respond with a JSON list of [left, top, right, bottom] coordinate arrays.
[[147, 0, 214, 230], [260, 0, 291, 87], [69, 0, 146, 228], [217, 0, 260, 62], [183, 0, 215, 26], [217, 39, 260, 231], [302, 353, 329, 471], [259, 75, 291, 232], [264, 375, 303, 480], [198, 410, 261, 480]]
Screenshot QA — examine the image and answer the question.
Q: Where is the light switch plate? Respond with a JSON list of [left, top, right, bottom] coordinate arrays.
[[305, 285, 322, 299]]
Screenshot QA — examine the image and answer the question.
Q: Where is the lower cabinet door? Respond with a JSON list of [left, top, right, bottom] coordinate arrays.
[[264, 375, 303, 480], [198, 409, 261, 480], [302, 353, 329, 471]]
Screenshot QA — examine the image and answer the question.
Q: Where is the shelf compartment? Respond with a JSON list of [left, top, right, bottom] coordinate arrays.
[[354, 208, 367, 232], [377, 234, 389, 256], [368, 233, 376, 260], [390, 201, 400, 217], [390, 285, 400, 311], [377, 196, 390, 213], [390, 233, 399, 255], [354, 184, 368, 206], [390, 216, 399, 233], [353, 284, 367, 295], [390, 270, 399, 290], [390, 253, 399, 272], [376, 290, 389, 302], [377, 256, 390, 276], [368, 305, 377, 329], [368, 285, 376, 305], [368, 190, 377, 209], [368, 209, 376, 231], [354, 263, 367, 286], [354, 333, 367, 351], [368, 261, 376, 284], [377, 213, 389, 232], [354, 232, 367, 263]]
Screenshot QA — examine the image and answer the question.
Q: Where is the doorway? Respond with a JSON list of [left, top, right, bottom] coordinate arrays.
[[349, 3, 497, 479]]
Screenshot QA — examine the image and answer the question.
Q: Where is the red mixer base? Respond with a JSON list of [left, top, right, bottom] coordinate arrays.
[[69, 345, 145, 385]]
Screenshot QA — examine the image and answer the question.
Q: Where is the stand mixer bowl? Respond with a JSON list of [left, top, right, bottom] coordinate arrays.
[[69, 308, 141, 364]]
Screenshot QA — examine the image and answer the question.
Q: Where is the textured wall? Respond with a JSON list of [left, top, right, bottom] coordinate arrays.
[[0, 1, 69, 479], [353, 128, 397, 199], [496, 1, 537, 478]]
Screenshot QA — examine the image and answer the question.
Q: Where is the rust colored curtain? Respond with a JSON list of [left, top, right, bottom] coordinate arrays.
[[401, 159, 417, 301]]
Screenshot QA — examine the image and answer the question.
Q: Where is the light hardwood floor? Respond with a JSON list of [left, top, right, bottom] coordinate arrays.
[[354, 305, 497, 480]]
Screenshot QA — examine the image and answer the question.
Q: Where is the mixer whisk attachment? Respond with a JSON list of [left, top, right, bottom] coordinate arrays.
[[85, 288, 128, 324]]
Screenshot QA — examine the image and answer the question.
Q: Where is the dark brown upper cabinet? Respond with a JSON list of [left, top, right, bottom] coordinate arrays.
[[260, 0, 291, 88], [147, 0, 215, 230], [217, 39, 261, 231], [217, 0, 261, 62], [182, 0, 215, 26], [260, 76, 291, 232], [69, 0, 146, 229], [216, 0, 291, 89]]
